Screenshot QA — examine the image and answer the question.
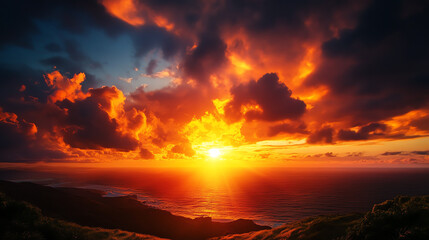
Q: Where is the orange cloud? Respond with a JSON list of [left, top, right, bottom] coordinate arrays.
[[44, 71, 88, 103], [153, 15, 174, 31], [102, 0, 145, 26], [0, 108, 37, 137], [101, 0, 175, 32]]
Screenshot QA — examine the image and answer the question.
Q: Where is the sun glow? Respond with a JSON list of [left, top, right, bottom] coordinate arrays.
[[208, 148, 222, 158], [229, 54, 251, 75]]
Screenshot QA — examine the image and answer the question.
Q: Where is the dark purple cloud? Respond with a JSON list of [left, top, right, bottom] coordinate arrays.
[[182, 31, 227, 83], [0, 109, 69, 162], [140, 148, 155, 159], [338, 123, 387, 141], [382, 152, 402, 156], [225, 73, 306, 122], [146, 59, 157, 75], [412, 151, 429, 155], [307, 127, 334, 144], [58, 87, 138, 151], [268, 122, 308, 137], [306, 0, 429, 125]]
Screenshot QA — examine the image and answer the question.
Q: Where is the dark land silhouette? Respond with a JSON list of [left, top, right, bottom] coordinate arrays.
[[0, 180, 270, 240], [0, 192, 165, 240]]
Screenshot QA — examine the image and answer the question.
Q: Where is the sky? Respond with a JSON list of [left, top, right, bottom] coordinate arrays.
[[0, 0, 428, 168]]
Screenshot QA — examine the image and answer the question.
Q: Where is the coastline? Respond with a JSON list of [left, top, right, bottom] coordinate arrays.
[[2, 180, 428, 240], [0, 180, 270, 240], [2, 167, 429, 229]]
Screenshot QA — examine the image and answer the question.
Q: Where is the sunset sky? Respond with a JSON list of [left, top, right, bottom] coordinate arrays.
[[0, 0, 428, 168]]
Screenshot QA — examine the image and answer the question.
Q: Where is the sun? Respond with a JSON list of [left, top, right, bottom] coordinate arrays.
[[208, 148, 222, 158]]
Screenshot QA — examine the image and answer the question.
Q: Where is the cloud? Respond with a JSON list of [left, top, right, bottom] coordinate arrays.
[[382, 152, 402, 156], [101, 0, 145, 26], [171, 142, 195, 157], [146, 59, 157, 75], [0, 108, 69, 162], [140, 148, 155, 159], [40, 56, 98, 90], [347, 152, 363, 157], [39, 40, 102, 91], [0, 0, 127, 49], [0, 108, 37, 146], [119, 77, 133, 83], [141, 69, 175, 79], [306, 0, 429, 125], [0, 0, 186, 71], [131, 26, 187, 60], [410, 116, 429, 131], [182, 31, 227, 83], [268, 122, 308, 137], [64, 40, 102, 69], [1, 70, 145, 156], [338, 123, 387, 141], [307, 127, 334, 144], [325, 152, 336, 157], [1, 0, 429, 163], [225, 73, 306, 122], [44, 71, 88, 103], [412, 151, 429, 156], [58, 86, 139, 151], [129, 83, 215, 125], [126, 82, 219, 149], [0, 66, 48, 105]]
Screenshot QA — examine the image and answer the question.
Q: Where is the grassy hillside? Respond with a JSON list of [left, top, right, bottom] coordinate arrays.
[[211, 196, 429, 240], [0, 192, 165, 240]]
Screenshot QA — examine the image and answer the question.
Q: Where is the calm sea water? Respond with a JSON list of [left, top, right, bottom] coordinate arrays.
[[1, 167, 429, 227]]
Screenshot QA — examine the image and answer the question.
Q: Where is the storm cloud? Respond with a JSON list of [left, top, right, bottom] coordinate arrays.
[[225, 73, 306, 122], [0, 0, 428, 163]]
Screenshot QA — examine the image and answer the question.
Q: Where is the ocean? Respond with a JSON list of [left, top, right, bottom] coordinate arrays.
[[1, 167, 429, 227]]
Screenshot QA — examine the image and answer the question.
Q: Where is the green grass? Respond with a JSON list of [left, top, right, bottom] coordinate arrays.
[[0, 192, 165, 240]]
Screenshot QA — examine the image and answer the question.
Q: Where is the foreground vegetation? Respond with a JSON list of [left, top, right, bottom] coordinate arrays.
[[2, 187, 429, 240], [211, 196, 429, 240], [0, 193, 165, 240]]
